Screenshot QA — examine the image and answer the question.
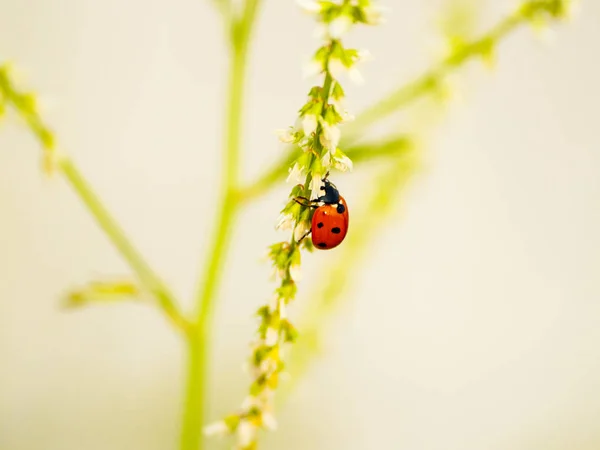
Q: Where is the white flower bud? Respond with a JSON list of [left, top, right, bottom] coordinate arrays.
[[348, 67, 364, 85], [297, 0, 322, 14], [204, 421, 229, 437], [286, 163, 305, 183], [302, 113, 319, 135], [319, 119, 341, 151], [294, 220, 311, 242], [328, 57, 346, 80], [289, 262, 302, 281], [241, 395, 259, 409], [279, 298, 287, 319], [275, 128, 296, 143], [310, 173, 323, 197], [363, 5, 387, 25], [276, 213, 294, 231], [329, 15, 353, 38], [265, 327, 279, 346], [303, 59, 323, 78], [261, 412, 278, 430], [333, 153, 353, 172], [237, 420, 258, 448]]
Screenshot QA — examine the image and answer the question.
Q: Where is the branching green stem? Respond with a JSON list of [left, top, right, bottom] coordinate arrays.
[[346, 13, 523, 139], [240, 135, 415, 202], [180, 2, 262, 450], [59, 159, 188, 331], [282, 151, 419, 401], [244, 3, 562, 197], [0, 66, 187, 332]]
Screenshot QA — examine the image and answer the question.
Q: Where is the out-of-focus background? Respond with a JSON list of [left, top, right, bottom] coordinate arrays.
[[1, 1, 600, 449]]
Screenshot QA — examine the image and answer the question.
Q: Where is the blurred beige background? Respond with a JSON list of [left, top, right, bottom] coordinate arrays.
[[1, 1, 600, 449]]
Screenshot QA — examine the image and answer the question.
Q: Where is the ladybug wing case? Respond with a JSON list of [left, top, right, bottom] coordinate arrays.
[[311, 198, 349, 250]]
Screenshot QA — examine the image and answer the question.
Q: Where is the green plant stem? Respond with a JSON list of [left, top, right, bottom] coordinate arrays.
[[242, 7, 542, 198], [346, 13, 522, 139], [180, 2, 261, 449], [58, 158, 187, 330], [0, 67, 186, 332], [240, 135, 415, 202], [281, 150, 420, 403]]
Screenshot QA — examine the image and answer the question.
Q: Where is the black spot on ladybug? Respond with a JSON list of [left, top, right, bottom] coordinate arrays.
[[337, 203, 346, 214], [317, 222, 324, 228], [331, 227, 341, 234], [317, 243, 328, 248]]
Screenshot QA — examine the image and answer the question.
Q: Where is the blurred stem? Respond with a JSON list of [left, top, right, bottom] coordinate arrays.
[[59, 159, 189, 331], [0, 66, 187, 332], [278, 0, 570, 402], [244, 4, 545, 198], [240, 135, 415, 202], [346, 12, 522, 139], [180, 1, 262, 450], [281, 149, 421, 403]]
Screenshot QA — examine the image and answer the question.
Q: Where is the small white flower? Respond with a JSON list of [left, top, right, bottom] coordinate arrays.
[[313, 23, 328, 39], [333, 152, 353, 172], [327, 56, 346, 80], [204, 421, 229, 437], [321, 151, 333, 169], [268, 294, 279, 312], [297, 0, 322, 14], [328, 15, 353, 38], [302, 113, 319, 136], [319, 119, 341, 151], [275, 128, 296, 144], [241, 395, 260, 410], [294, 220, 311, 242], [259, 356, 278, 374], [237, 420, 258, 448], [276, 212, 294, 231], [348, 67, 364, 85], [289, 262, 302, 281], [363, 5, 387, 25], [286, 163, 304, 183], [357, 49, 373, 63], [310, 173, 323, 197], [303, 59, 322, 78], [265, 327, 279, 346], [261, 412, 278, 430], [328, 52, 369, 84], [279, 298, 287, 319], [330, 98, 355, 122], [270, 267, 286, 281]]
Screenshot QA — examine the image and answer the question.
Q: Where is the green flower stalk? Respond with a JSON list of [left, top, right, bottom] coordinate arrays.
[[0, 64, 188, 332], [0, 1, 580, 450], [205, 1, 382, 448]]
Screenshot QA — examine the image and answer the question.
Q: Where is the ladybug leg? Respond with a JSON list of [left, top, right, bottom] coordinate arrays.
[[293, 197, 319, 208], [296, 229, 312, 244]]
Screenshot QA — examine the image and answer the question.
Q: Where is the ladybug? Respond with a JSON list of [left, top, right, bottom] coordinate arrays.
[[296, 175, 349, 250]]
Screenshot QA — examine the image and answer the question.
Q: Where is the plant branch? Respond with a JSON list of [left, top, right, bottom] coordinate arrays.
[[0, 65, 188, 333], [243, 0, 571, 199], [180, 1, 262, 449], [345, 14, 521, 139], [240, 135, 415, 202], [282, 148, 420, 402], [277, 0, 576, 402], [59, 160, 189, 330]]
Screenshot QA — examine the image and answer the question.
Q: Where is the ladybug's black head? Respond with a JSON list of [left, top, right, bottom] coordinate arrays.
[[318, 178, 340, 205]]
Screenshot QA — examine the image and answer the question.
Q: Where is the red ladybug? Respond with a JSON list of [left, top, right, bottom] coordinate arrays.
[[296, 176, 349, 250]]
